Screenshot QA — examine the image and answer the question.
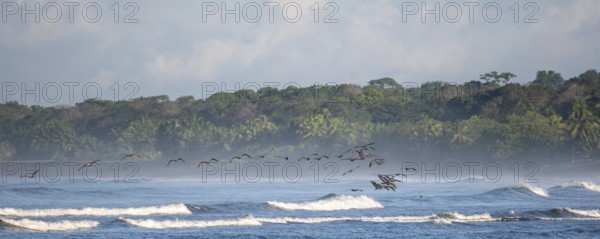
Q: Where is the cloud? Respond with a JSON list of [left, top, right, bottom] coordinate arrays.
[[0, 0, 599, 105]]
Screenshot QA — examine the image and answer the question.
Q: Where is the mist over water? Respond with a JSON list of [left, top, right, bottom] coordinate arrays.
[[1, 159, 600, 238]]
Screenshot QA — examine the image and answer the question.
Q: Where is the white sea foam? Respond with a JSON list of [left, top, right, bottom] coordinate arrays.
[[521, 184, 549, 197], [256, 216, 354, 224], [0, 203, 191, 217], [507, 184, 549, 197], [579, 182, 600, 192], [564, 208, 600, 218], [538, 217, 600, 221], [437, 212, 496, 222], [255, 212, 496, 225], [266, 194, 383, 211], [120, 211, 497, 229], [0, 218, 99, 231], [432, 218, 453, 225], [119, 215, 262, 229], [359, 215, 434, 223]]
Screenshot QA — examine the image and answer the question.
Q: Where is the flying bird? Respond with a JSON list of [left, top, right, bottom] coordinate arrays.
[[253, 148, 274, 158], [230, 154, 252, 163], [21, 169, 39, 178], [167, 158, 185, 167], [297, 156, 311, 161], [78, 160, 100, 171], [369, 158, 385, 168], [350, 188, 363, 192], [275, 156, 290, 160], [197, 158, 218, 167], [405, 167, 417, 172], [314, 155, 330, 160], [337, 148, 352, 158], [370, 180, 383, 190], [378, 174, 402, 184], [342, 166, 361, 176], [120, 154, 143, 161], [370, 180, 396, 191]]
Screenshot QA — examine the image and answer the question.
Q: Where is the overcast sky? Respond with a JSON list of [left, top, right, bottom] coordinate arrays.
[[1, 0, 599, 105]]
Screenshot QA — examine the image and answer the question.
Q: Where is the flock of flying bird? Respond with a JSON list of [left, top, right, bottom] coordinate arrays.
[[158, 142, 407, 192], [20, 143, 409, 191]]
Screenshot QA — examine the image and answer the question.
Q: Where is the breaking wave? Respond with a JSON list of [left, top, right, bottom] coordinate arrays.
[[484, 184, 549, 198], [255, 212, 496, 225], [563, 208, 600, 218], [578, 182, 600, 192], [119, 215, 262, 229], [0, 218, 99, 232], [0, 203, 191, 217], [265, 194, 383, 211]]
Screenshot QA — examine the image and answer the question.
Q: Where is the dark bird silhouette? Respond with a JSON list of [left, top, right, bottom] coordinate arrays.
[[241, 153, 252, 158], [378, 174, 402, 184], [167, 158, 185, 167], [120, 154, 143, 161], [78, 160, 100, 171], [354, 143, 375, 151], [384, 183, 396, 191], [230, 154, 252, 163], [342, 166, 361, 176], [253, 148, 274, 159], [314, 155, 330, 160], [370, 180, 396, 191], [350, 188, 363, 192], [230, 156, 242, 163], [275, 156, 290, 160], [370, 180, 383, 190], [21, 169, 39, 178], [342, 157, 361, 162], [405, 167, 417, 172], [369, 158, 385, 168], [197, 158, 218, 167], [337, 148, 352, 158], [297, 156, 310, 161]]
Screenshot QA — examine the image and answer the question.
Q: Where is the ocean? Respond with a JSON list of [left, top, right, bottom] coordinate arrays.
[[1, 175, 600, 238]]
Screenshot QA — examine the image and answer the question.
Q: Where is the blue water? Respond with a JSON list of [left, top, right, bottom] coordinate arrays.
[[1, 178, 600, 238]]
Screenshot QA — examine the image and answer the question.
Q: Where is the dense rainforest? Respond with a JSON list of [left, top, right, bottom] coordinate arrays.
[[1, 69, 600, 162]]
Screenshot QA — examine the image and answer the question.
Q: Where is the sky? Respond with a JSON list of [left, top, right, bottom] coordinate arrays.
[[0, 0, 599, 105]]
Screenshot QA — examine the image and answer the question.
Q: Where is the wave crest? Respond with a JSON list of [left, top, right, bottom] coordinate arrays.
[[579, 182, 600, 192], [0, 218, 98, 232], [254, 213, 495, 225], [0, 203, 191, 217], [485, 184, 549, 197], [266, 194, 383, 211], [564, 208, 600, 218], [119, 215, 262, 229]]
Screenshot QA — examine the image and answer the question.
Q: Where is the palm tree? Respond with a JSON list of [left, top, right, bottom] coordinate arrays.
[[567, 100, 600, 153], [450, 124, 473, 145]]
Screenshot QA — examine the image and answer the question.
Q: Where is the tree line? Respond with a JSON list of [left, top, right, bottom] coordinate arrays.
[[1, 69, 599, 162]]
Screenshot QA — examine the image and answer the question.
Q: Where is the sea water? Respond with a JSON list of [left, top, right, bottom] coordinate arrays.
[[1, 179, 600, 238]]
